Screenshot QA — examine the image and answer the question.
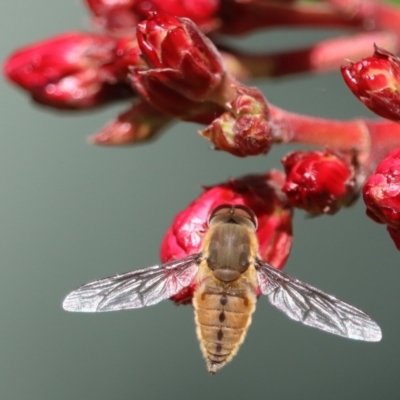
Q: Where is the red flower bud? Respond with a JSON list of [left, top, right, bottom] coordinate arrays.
[[160, 171, 293, 304], [4, 32, 135, 109], [131, 69, 225, 123], [341, 45, 400, 121], [85, 0, 139, 35], [104, 37, 143, 81], [136, 12, 225, 101], [85, 0, 219, 34], [5, 32, 114, 87], [150, 0, 219, 29], [282, 150, 355, 215], [387, 227, 400, 251], [363, 148, 400, 249], [199, 85, 272, 157], [85, 0, 134, 16], [90, 101, 172, 145]]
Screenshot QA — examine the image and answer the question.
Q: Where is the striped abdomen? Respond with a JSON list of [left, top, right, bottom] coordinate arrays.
[[193, 283, 256, 374]]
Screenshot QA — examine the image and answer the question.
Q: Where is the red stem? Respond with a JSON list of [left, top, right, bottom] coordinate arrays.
[[328, 0, 400, 33], [270, 106, 370, 151], [375, 3, 400, 32], [270, 105, 400, 173], [366, 120, 400, 170], [221, 31, 398, 79], [218, 0, 362, 35]]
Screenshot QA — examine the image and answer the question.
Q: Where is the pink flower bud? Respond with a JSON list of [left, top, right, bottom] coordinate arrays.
[[160, 171, 293, 304], [282, 150, 355, 215], [4, 32, 135, 109], [199, 85, 272, 157], [341, 45, 400, 121], [136, 12, 225, 101], [363, 148, 400, 249]]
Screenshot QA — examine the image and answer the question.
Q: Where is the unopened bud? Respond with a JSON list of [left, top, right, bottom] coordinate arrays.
[[341, 45, 400, 122], [282, 150, 356, 215]]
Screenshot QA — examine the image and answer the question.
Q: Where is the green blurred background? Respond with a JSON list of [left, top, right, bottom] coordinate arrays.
[[1, 1, 399, 399]]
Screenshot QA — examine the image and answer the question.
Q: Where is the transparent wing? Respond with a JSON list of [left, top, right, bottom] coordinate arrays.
[[63, 253, 201, 312], [255, 259, 382, 342]]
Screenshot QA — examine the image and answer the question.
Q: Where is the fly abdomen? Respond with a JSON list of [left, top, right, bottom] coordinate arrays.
[[193, 288, 256, 374]]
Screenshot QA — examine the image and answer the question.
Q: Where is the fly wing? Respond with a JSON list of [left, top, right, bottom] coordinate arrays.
[[63, 254, 201, 312], [255, 259, 382, 342]]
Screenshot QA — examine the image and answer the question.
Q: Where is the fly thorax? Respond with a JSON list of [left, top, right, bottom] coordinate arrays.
[[206, 223, 251, 283]]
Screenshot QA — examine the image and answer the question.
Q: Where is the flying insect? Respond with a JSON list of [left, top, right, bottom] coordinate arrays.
[[63, 204, 382, 374]]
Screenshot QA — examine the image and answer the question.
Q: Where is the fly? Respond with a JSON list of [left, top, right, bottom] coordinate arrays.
[[63, 204, 382, 374]]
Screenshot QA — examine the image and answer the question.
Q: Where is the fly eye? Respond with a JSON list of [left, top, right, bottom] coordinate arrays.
[[232, 205, 258, 230], [207, 204, 233, 225], [207, 204, 258, 230]]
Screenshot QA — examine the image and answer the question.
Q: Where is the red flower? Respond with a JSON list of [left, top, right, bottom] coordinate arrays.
[[341, 45, 400, 122], [363, 148, 400, 249], [199, 84, 272, 157], [4, 32, 136, 109], [160, 171, 293, 304], [135, 12, 225, 102], [282, 150, 356, 215]]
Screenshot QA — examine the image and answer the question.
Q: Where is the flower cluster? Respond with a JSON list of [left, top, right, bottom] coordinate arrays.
[[5, 0, 400, 302]]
